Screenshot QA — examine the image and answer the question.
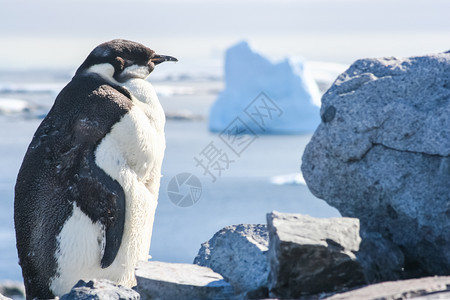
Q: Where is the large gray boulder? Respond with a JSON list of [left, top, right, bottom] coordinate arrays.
[[266, 211, 365, 298], [193, 224, 269, 296], [356, 232, 404, 283], [302, 53, 450, 276], [135, 261, 235, 300]]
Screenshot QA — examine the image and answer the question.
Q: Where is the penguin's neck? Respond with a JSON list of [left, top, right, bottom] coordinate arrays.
[[85, 63, 166, 131], [122, 78, 166, 132]]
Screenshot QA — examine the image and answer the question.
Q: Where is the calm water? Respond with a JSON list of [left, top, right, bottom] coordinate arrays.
[[0, 75, 339, 281]]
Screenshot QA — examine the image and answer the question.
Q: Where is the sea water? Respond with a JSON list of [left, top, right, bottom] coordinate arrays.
[[0, 70, 339, 281]]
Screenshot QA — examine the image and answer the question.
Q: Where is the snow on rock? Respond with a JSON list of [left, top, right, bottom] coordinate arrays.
[[209, 41, 321, 134]]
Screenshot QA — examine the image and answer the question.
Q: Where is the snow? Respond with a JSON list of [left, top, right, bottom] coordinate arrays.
[[0, 98, 29, 114], [270, 173, 306, 186], [0, 82, 64, 94], [209, 41, 322, 134]]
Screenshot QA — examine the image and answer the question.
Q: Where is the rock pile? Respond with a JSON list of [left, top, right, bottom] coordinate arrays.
[[191, 212, 405, 298], [7, 211, 450, 299]]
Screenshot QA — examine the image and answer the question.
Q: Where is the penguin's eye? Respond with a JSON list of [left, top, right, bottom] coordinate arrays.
[[123, 59, 138, 70]]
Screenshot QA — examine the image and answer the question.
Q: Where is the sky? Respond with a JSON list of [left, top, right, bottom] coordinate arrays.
[[0, 0, 449, 70]]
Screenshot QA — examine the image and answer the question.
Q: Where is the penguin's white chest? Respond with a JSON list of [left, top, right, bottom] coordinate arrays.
[[112, 78, 166, 193], [95, 77, 166, 190], [94, 78, 166, 261], [50, 78, 165, 296]]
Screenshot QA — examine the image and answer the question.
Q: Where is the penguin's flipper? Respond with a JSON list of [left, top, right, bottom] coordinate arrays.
[[65, 78, 133, 268], [101, 187, 125, 268], [75, 167, 126, 269]]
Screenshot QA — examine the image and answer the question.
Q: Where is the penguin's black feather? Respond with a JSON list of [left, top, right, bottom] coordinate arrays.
[[14, 73, 132, 299]]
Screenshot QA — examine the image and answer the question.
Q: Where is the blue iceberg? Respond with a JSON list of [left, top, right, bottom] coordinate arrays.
[[209, 41, 321, 134]]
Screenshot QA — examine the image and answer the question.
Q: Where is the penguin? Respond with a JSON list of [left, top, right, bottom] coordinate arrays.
[[14, 39, 177, 299]]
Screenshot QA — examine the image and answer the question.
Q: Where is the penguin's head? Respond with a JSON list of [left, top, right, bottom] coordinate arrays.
[[76, 39, 177, 83]]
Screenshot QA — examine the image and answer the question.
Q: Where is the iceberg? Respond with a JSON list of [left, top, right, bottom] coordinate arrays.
[[209, 41, 321, 134]]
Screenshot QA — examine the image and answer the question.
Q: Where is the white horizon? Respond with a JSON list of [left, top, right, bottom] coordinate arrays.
[[0, 0, 449, 69]]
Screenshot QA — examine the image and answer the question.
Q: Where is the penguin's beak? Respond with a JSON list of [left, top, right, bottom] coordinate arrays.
[[151, 54, 178, 65]]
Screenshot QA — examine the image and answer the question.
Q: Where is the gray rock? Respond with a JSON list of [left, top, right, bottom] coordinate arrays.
[[194, 224, 269, 296], [267, 211, 365, 298], [412, 292, 450, 300], [0, 281, 25, 300], [356, 232, 404, 283], [60, 279, 139, 300], [302, 53, 450, 276], [326, 276, 450, 300], [135, 261, 235, 300]]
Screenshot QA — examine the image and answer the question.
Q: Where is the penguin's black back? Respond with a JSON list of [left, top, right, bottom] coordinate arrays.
[[14, 73, 132, 299]]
